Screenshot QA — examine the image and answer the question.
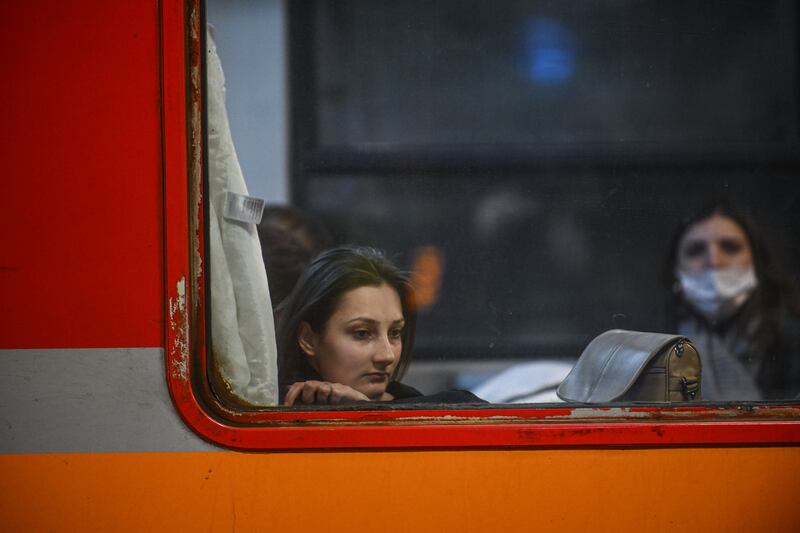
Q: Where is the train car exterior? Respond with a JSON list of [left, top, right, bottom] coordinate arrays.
[[1, 1, 799, 531]]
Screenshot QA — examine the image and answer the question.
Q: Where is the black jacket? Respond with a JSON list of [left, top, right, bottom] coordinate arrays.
[[387, 381, 487, 404]]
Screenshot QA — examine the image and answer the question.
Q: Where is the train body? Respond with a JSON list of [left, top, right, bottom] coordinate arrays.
[[1, 2, 799, 531]]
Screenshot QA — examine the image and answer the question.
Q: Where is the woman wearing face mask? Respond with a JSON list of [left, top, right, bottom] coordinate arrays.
[[664, 204, 800, 400], [277, 245, 485, 405]]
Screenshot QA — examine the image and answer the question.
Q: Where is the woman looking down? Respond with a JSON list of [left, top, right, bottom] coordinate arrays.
[[277, 245, 484, 405]]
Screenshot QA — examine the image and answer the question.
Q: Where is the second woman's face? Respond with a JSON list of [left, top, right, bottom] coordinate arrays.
[[299, 283, 405, 401], [677, 214, 754, 273]]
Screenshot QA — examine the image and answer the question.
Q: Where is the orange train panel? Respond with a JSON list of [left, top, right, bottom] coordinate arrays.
[[3, 448, 800, 532]]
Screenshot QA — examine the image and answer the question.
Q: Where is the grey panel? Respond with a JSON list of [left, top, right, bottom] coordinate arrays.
[[0, 348, 220, 454]]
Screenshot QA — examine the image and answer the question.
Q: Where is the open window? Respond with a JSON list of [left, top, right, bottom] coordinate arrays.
[[164, 0, 800, 450]]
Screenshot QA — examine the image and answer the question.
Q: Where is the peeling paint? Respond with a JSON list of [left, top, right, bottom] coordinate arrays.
[[169, 276, 189, 381], [561, 407, 650, 419], [188, 3, 204, 320], [236, 402, 800, 429]]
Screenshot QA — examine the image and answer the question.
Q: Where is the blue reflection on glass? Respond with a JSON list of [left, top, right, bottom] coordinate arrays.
[[526, 18, 575, 85]]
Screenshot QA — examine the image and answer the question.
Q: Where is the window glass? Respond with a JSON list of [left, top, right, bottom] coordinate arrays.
[[207, 0, 800, 407], [313, 0, 797, 146]]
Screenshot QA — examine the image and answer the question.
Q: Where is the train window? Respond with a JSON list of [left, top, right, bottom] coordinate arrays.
[[163, 0, 800, 449], [289, 0, 800, 405]]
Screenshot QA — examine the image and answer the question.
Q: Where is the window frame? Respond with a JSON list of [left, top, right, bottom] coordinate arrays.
[[164, 0, 800, 451]]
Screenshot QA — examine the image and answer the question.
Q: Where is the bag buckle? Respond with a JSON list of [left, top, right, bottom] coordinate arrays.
[[674, 339, 685, 357], [681, 376, 698, 400]]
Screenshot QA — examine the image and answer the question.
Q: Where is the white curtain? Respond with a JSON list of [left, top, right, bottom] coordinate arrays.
[[206, 28, 278, 405]]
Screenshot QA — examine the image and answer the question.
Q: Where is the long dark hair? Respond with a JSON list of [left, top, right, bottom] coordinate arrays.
[[276, 246, 417, 393], [662, 202, 800, 330], [661, 203, 800, 397]]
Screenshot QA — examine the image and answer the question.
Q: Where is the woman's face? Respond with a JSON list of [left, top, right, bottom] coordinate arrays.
[[299, 283, 405, 400], [677, 213, 754, 274]]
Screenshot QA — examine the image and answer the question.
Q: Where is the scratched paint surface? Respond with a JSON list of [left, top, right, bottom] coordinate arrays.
[[169, 277, 189, 382], [2, 448, 799, 532]]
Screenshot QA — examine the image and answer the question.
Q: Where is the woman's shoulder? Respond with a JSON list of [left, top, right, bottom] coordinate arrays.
[[387, 381, 488, 404]]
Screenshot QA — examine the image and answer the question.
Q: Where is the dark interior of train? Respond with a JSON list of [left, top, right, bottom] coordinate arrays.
[[208, 0, 800, 402]]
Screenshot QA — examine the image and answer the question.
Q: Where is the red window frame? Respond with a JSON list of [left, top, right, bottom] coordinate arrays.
[[163, 0, 800, 451]]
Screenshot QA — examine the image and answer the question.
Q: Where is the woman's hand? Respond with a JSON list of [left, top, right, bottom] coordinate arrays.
[[284, 381, 370, 406]]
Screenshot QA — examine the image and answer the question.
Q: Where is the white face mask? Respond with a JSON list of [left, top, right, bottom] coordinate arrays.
[[677, 266, 758, 322]]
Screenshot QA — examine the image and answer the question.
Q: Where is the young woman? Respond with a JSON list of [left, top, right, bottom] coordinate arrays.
[[663, 204, 800, 400], [277, 245, 484, 405]]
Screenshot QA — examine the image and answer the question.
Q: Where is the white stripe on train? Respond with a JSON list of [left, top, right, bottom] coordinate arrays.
[[0, 348, 217, 454]]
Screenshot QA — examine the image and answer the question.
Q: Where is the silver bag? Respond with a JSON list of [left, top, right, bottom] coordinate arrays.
[[557, 329, 701, 403]]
